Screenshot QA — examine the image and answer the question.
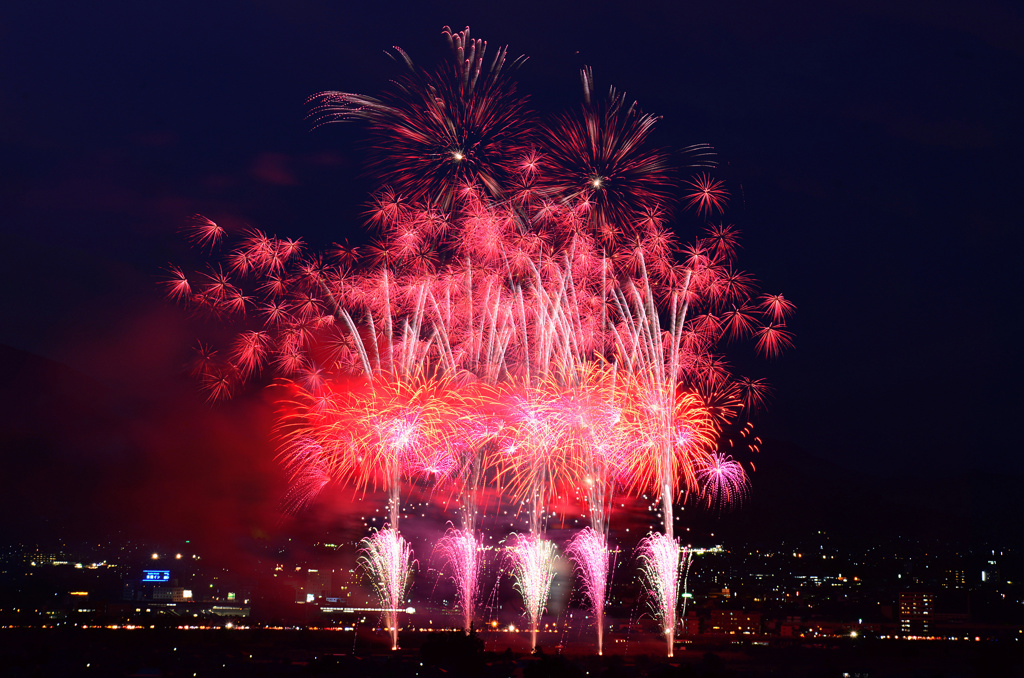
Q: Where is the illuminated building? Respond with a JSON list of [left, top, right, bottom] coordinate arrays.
[[898, 591, 934, 637], [944, 569, 966, 589], [706, 609, 761, 636]]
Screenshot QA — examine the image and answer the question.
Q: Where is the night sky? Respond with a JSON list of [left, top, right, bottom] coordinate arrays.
[[2, 1, 1022, 557]]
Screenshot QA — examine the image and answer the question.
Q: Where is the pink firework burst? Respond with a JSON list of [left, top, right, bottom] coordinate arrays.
[[704, 223, 742, 261], [162, 265, 192, 301], [736, 376, 772, 412], [720, 303, 759, 341], [184, 214, 225, 250], [696, 452, 749, 510], [753, 323, 795, 359], [759, 293, 797, 324]]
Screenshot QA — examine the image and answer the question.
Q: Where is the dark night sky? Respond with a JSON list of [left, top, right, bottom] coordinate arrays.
[[2, 0, 1023, 554]]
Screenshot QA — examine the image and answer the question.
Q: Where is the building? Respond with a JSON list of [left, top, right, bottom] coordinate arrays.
[[706, 610, 762, 636], [898, 591, 935, 637]]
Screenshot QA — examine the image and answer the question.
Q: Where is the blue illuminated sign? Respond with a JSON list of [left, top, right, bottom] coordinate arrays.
[[142, 570, 171, 582]]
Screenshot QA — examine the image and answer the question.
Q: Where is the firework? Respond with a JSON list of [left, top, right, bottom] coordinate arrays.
[[566, 528, 612, 655], [683, 173, 729, 217], [696, 452, 749, 510], [436, 526, 483, 633], [308, 26, 531, 206], [277, 374, 469, 528], [759, 293, 797, 324], [538, 68, 671, 246], [279, 437, 333, 513], [551, 362, 624, 532], [507, 533, 558, 650], [162, 264, 192, 301], [638, 531, 686, 657], [679, 545, 695, 636], [753, 323, 795, 359], [359, 526, 416, 650], [492, 384, 581, 533], [616, 381, 719, 532], [165, 25, 796, 654], [184, 214, 225, 250]]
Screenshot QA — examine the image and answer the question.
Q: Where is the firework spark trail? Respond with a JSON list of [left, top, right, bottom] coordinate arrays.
[[469, 251, 615, 537], [566, 528, 612, 655], [436, 526, 483, 633], [679, 548, 694, 636], [611, 266, 695, 538], [507, 533, 558, 650], [615, 379, 720, 536], [359, 526, 416, 650], [638, 531, 686, 657], [608, 257, 763, 536], [279, 437, 332, 513], [531, 361, 624, 535]]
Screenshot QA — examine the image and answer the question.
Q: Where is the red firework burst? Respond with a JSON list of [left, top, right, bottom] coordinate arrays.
[[684, 173, 729, 217], [759, 293, 797, 323], [184, 214, 225, 250], [308, 26, 531, 206], [537, 68, 672, 245], [753, 323, 795, 359]]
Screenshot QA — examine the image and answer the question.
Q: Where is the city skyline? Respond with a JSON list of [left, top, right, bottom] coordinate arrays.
[[3, 527, 1019, 640]]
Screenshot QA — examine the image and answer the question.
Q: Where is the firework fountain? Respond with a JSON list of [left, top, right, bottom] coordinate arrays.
[[566, 527, 612, 655], [360, 526, 416, 650], [609, 271, 709, 654], [638, 532, 689, 657], [507, 532, 559, 651], [436, 524, 483, 634], [166, 25, 794, 655], [679, 547, 695, 636], [437, 403, 497, 635]]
